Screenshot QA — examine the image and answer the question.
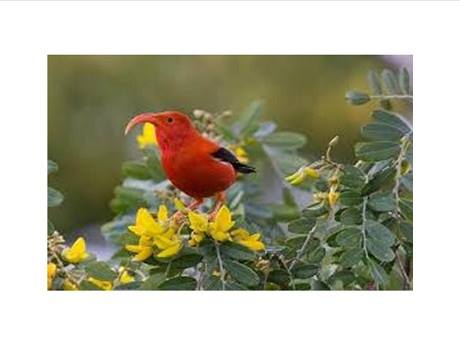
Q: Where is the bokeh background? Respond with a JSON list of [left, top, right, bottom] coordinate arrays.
[[48, 55, 412, 238]]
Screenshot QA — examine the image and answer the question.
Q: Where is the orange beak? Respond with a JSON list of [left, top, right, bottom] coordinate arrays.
[[124, 112, 159, 135]]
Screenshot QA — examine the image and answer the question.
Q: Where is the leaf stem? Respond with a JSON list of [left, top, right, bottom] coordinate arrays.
[[370, 95, 413, 100], [214, 241, 226, 290], [395, 247, 412, 290]]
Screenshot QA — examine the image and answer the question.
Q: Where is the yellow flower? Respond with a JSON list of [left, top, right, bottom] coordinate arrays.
[[63, 279, 78, 291], [128, 207, 162, 237], [328, 191, 340, 207], [231, 228, 265, 251], [285, 166, 320, 185], [88, 277, 113, 290], [47, 262, 57, 289], [188, 211, 208, 233], [62, 237, 89, 264], [119, 268, 135, 284], [208, 205, 234, 241], [136, 123, 157, 148], [125, 206, 183, 261]]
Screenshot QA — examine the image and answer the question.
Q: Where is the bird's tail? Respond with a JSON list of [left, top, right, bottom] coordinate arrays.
[[235, 163, 256, 174]]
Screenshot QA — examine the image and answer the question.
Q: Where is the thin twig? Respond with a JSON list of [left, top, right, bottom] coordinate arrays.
[[214, 241, 226, 290], [395, 247, 412, 290], [370, 95, 413, 100]]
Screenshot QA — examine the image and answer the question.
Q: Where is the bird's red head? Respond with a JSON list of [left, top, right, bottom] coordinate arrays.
[[125, 111, 197, 151]]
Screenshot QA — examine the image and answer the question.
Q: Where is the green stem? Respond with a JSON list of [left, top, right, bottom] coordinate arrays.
[[370, 95, 413, 100], [214, 241, 226, 290]]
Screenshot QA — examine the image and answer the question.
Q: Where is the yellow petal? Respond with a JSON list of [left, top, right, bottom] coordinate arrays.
[[47, 262, 57, 279], [133, 247, 153, 261], [231, 228, 250, 240], [174, 198, 186, 211], [154, 234, 176, 250], [125, 244, 142, 253], [188, 211, 208, 233], [88, 277, 113, 290], [136, 123, 157, 148], [157, 205, 168, 224], [238, 239, 265, 251], [120, 271, 135, 284], [136, 208, 162, 236], [213, 205, 234, 233], [70, 237, 86, 256], [128, 225, 143, 236], [156, 242, 182, 258], [210, 228, 231, 242], [63, 279, 78, 291]]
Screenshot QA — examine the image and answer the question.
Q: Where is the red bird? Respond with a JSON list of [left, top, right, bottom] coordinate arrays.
[[124, 111, 256, 216]]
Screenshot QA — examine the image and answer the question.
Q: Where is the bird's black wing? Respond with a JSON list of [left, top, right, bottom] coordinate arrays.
[[211, 147, 256, 174]]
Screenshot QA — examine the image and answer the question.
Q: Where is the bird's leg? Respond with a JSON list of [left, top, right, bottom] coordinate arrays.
[[209, 192, 226, 220], [172, 198, 204, 222]]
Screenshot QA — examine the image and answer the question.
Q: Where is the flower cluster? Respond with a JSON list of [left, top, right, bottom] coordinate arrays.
[[188, 205, 265, 251], [62, 237, 89, 264], [125, 206, 182, 261]]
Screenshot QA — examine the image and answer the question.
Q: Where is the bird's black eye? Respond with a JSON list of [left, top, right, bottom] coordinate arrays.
[[167, 117, 173, 123]]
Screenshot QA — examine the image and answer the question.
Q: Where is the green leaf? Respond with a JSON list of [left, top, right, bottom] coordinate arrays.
[[340, 190, 363, 206], [361, 123, 406, 141], [292, 263, 318, 279], [122, 161, 151, 180], [365, 220, 395, 262], [223, 260, 260, 287], [232, 99, 264, 137], [115, 282, 141, 290], [336, 227, 362, 248], [140, 273, 165, 290], [340, 247, 363, 267], [369, 260, 389, 286], [381, 69, 400, 94], [366, 237, 395, 262], [48, 187, 64, 207], [302, 202, 329, 218], [368, 192, 396, 212], [158, 276, 197, 290], [226, 281, 249, 290], [286, 235, 307, 250], [398, 67, 411, 95], [48, 160, 58, 174], [261, 131, 306, 149], [362, 166, 396, 195], [368, 70, 383, 95], [288, 217, 316, 234], [144, 147, 166, 181], [267, 269, 290, 286], [399, 199, 413, 221], [345, 90, 370, 105], [85, 262, 117, 281], [306, 246, 326, 263], [366, 220, 396, 247], [80, 280, 103, 291], [48, 220, 55, 234], [355, 141, 400, 162], [171, 253, 203, 269], [220, 242, 256, 261], [339, 207, 362, 225], [340, 165, 366, 190], [398, 221, 413, 243], [372, 110, 411, 134]]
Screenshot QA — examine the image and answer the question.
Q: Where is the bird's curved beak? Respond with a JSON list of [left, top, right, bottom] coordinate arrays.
[[124, 113, 159, 135]]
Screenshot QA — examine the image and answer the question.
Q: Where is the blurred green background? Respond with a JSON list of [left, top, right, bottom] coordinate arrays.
[[48, 55, 411, 235]]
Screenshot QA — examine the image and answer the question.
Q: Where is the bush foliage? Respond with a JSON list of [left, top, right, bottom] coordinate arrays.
[[48, 68, 412, 290]]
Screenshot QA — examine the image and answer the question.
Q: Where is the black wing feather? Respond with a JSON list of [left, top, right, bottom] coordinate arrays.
[[211, 147, 256, 174]]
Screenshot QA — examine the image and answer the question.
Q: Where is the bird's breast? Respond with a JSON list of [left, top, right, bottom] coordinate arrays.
[[161, 149, 236, 198]]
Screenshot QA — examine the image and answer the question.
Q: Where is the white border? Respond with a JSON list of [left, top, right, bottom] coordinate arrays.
[[1, 1, 459, 344]]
